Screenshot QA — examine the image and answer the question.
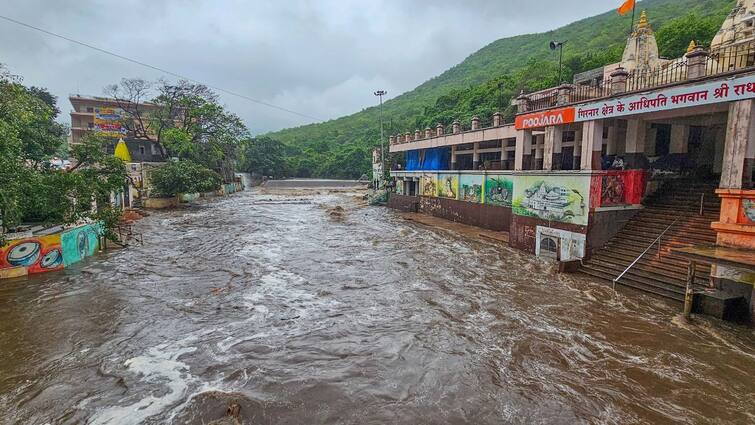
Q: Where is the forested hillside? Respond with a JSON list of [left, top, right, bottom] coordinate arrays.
[[264, 0, 734, 179]]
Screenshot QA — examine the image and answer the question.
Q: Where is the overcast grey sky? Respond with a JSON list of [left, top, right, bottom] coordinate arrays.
[[0, 0, 616, 134]]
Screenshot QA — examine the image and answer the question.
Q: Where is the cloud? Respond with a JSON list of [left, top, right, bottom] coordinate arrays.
[[0, 0, 615, 134]]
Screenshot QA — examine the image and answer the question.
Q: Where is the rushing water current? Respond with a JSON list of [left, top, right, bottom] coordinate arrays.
[[1, 189, 754, 424]]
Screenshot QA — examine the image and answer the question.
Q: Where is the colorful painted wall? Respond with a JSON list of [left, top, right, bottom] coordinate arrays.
[[460, 175, 484, 203], [396, 170, 648, 229], [0, 223, 102, 279], [512, 175, 590, 226]]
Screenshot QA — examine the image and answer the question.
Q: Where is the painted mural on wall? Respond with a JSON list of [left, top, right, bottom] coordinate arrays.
[[0, 234, 64, 274], [742, 198, 755, 224], [485, 176, 513, 206], [436, 174, 459, 199], [0, 223, 103, 279], [61, 224, 101, 267], [589, 170, 647, 208], [512, 176, 590, 226], [421, 174, 437, 197], [460, 175, 484, 203]]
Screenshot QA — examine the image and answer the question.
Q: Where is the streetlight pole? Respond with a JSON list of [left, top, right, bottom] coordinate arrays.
[[374, 90, 387, 187], [550, 41, 567, 84]]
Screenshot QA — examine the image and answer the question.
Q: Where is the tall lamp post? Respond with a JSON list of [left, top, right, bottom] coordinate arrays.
[[550, 40, 567, 84], [374, 90, 387, 187]]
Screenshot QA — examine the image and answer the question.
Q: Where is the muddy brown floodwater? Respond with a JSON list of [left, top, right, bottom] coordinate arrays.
[[1, 189, 754, 424]]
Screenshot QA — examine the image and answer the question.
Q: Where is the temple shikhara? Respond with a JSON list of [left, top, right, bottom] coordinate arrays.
[[388, 2, 755, 323]]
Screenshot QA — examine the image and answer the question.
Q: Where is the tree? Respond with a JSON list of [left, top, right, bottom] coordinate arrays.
[[106, 78, 248, 183], [1, 66, 127, 245], [149, 160, 222, 197], [656, 14, 722, 58], [238, 136, 287, 178]]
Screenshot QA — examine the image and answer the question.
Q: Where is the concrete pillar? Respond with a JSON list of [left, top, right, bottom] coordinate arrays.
[[580, 120, 604, 170], [425, 127, 433, 139], [452, 120, 461, 134], [670, 124, 690, 154], [685, 45, 709, 80], [625, 119, 647, 169], [493, 112, 503, 127], [405, 132, 412, 142], [515, 129, 533, 170], [714, 126, 726, 174], [473, 142, 480, 170], [436, 123, 444, 136], [389, 135, 396, 145], [471, 116, 481, 130], [574, 128, 583, 170], [534, 134, 545, 169], [721, 99, 755, 188], [451, 145, 457, 170], [606, 125, 618, 155], [610, 67, 629, 95], [543, 126, 563, 171], [516, 92, 530, 114], [415, 129, 421, 140], [645, 127, 658, 157], [556, 85, 573, 106]]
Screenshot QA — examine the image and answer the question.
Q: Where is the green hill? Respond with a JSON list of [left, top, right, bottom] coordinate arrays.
[[265, 0, 734, 179]]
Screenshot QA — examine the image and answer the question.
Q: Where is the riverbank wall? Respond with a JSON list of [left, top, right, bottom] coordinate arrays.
[[0, 223, 102, 279]]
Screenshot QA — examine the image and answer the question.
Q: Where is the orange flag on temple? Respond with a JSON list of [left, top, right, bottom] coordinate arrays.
[[618, 0, 636, 16]]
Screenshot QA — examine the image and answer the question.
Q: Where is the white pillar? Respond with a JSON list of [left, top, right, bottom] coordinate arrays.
[[721, 99, 755, 188], [581, 120, 604, 170], [514, 130, 533, 170], [543, 126, 563, 171], [606, 125, 618, 155], [625, 119, 644, 154]]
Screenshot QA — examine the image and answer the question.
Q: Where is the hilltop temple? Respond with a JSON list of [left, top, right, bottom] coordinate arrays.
[[386, 4, 755, 323]]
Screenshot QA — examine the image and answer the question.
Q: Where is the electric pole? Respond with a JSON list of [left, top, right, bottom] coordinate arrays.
[[374, 90, 387, 187]]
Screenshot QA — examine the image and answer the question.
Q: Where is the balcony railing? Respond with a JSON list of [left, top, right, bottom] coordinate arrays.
[[522, 40, 755, 114]]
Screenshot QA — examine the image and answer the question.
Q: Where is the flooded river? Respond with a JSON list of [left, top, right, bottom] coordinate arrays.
[[1, 189, 754, 424]]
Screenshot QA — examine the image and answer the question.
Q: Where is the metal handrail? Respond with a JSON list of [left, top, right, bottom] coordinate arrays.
[[612, 217, 680, 290]]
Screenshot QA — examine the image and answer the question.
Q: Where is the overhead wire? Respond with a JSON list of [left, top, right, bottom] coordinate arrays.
[[0, 14, 322, 122]]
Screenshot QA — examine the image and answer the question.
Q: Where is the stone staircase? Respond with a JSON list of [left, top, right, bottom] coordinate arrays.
[[579, 179, 721, 302]]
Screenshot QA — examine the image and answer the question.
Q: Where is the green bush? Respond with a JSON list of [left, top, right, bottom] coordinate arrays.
[[150, 160, 222, 197]]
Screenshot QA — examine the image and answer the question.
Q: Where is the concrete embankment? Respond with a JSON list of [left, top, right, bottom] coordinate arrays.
[[262, 179, 368, 189]]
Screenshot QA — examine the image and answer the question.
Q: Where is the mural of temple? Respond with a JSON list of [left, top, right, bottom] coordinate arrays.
[[388, 5, 755, 323]]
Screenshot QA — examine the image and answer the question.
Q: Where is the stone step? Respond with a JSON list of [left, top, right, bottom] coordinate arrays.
[[578, 266, 686, 302], [587, 253, 710, 286]]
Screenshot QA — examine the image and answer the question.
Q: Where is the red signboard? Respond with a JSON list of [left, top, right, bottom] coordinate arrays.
[[515, 107, 576, 130]]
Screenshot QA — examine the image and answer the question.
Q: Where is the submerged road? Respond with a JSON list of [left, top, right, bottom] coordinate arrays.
[[0, 188, 754, 424]]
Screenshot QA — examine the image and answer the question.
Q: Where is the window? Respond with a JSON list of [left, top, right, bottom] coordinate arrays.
[[139, 146, 145, 157], [86, 107, 94, 113], [88, 122, 94, 129]]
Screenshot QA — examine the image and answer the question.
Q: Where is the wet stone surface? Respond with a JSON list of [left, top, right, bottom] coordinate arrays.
[[0, 189, 754, 424]]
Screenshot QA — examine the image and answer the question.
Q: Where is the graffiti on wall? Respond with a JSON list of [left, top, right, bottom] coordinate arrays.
[[60, 224, 100, 267], [512, 176, 590, 226], [742, 198, 755, 224], [421, 174, 437, 197], [485, 176, 513, 206], [0, 234, 64, 274], [590, 170, 647, 208], [460, 175, 483, 203], [437, 174, 459, 199]]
